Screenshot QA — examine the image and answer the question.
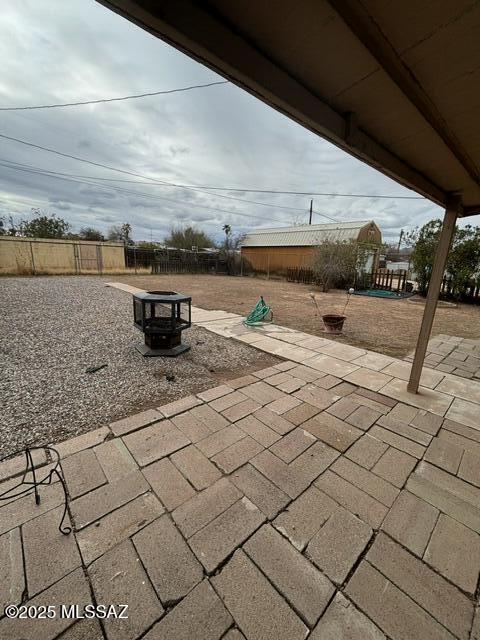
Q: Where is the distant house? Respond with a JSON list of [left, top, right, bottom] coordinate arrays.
[[241, 220, 382, 273]]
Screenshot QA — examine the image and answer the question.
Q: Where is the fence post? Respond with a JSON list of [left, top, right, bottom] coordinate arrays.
[[29, 241, 36, 275], [134, 247, 137, 274]]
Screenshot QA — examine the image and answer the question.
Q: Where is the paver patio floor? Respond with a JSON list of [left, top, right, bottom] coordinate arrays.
[[3, 287, 480, 639]]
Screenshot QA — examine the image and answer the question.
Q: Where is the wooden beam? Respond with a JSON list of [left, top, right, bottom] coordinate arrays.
[[407, 196, 461, 393], [331, 0, 480, 188], [96, 0, 447, 207]]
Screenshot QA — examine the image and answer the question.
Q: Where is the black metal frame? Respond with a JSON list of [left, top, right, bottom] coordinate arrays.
[[133, 290, 192, 357], [0, 446, 71, 535]]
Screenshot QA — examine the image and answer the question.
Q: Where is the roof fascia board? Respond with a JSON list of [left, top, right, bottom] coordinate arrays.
[[97, 0, 447, 207], [330, 0, 480, 188]]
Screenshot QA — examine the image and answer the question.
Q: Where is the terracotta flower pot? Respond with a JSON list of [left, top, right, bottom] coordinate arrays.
[[322, 314, 346, 334]]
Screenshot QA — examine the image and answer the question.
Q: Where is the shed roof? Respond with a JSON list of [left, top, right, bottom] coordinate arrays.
[[98, 0, 480, 216], [242, 220, 376, 247]]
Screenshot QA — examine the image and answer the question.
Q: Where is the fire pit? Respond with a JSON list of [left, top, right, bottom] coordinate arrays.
[[133, 290, 191, 357]]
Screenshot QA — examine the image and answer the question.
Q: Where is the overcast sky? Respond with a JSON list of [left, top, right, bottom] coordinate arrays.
[[0, 0, 446, 244]]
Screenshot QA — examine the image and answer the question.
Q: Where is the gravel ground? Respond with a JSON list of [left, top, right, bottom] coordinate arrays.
[[0, 277, 277, 457]]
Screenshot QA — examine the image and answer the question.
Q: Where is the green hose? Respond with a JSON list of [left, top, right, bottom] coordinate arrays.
[[243, 296, 273, 326]]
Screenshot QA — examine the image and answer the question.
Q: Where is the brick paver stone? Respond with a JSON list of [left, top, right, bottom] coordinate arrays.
[[254, 407, 296, 435], [197, 384, 233, 402], [327, 396, 359, 420], [294, 385, 337, 411], [388, 402, 419, 424], [251, 450, 310, 499], [382, 490, 439, 556], [222, 398, 262, 422], [417, 461, 480, 509], [283, 402, 320, 425], [211, 436, 264, 473], [346, 405, 382, 430], [367, 532, 473, 640], [371, 447, 417, 488], [369, 425, 425, 458], [171, 410, 211, 442], [142, 457, 195, 510], [190, 403, 230, 432], [143, 580, 232, 640], [0, 567, 92, 640], [123, 420, 190, 466], [60, 618, 103, 640], [209, 391, 248, 412], [458, 449, 480, 487], [307, 507, 372, 584], [0, 449, 46, 482], [55, 426, 110, 459], [170, 444, 221, 489], [288, 364, 324, 382], [376, 415, 432, 447], [230, 464, 290, 519], [345, 434, 388, 469], [269, 428, 316, 463], [158, 394, 202, 417], [61, 448, 107, 499], [276, 377, 307, 394], [133, 515, 203, 604], [289, 441, 339, 483], [70, 471, 149, 529], [223, 629, 246, 640], [0, 528, 24, 610], [424, 437, 463, 474], [189, 497, 265, 572], [265, 394, 303, 414], [244, 524, 334, 627], [353, 387, 396, 408], [348, 393, 390, 414], [242, 382, 288, 405], [23, 506, 81, 596], [76, 493, 164, 565], [212, 550, 309, 640], [346, 561, 455, 640], [93, 438, 138, 482], [0, 482, 65, 535], [310, 592, 386, 640], [302, 412, 362, 452], [273, 486, 337, 550], [88, 539, 163, 640], [196, 424, 246, 457], [424, 513, 480, 594], [314, 375, 344, 390], [109, 409, 162, 436], [236, 414, 281, 447], [315, 470, 388, 528], [172, 477, 242, 538], [331, 457, 399, 507], [228, 374, 259, 389]]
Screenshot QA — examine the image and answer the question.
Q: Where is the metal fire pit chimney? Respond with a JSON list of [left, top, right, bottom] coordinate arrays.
[[133, 290, 192, 357]]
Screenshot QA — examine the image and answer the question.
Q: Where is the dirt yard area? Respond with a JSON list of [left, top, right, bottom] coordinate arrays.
[[118, 274, 480, 358]]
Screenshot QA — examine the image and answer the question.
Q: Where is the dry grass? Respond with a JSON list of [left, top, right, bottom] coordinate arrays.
[[116, 274, 480, 358]]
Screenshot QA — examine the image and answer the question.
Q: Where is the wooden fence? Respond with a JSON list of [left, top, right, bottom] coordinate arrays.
[[371, 268, 408, 293], [286, 267, 318, 284]]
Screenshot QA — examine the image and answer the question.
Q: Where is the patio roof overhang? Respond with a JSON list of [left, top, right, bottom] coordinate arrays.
[[97, 0, 480, 390]]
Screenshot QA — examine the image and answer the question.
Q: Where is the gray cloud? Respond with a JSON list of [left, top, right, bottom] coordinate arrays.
[[0, 0, 450, 246]]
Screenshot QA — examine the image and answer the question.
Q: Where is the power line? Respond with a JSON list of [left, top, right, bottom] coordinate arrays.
[[0, 133, 424, 203], [0, 157, 332, 218], [0, 160, 293, 225], [0, 81, 229, 111]]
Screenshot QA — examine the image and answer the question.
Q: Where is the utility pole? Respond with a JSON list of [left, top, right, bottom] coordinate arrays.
[[397, 229, 404, 252], [309, 199, 313, 225]]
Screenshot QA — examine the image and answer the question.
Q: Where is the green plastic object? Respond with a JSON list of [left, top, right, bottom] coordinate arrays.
[[243, 296, 273, 326]]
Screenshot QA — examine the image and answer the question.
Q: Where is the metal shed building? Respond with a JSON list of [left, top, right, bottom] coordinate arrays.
[[241, 220, 381, 272]]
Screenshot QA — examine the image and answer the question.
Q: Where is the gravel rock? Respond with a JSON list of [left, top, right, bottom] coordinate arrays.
[[0, 277, 275, 457]]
